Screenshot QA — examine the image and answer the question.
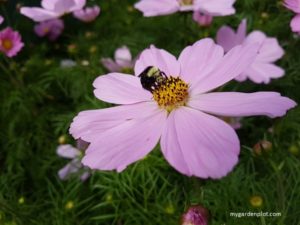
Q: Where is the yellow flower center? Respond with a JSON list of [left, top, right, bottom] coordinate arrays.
[[179, 0, 194, 6], [2, 39, 13, 51], [152, 76, 189, 112], [43, 27, 50, 34]]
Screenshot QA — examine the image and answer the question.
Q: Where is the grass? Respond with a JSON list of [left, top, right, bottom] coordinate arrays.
[[0, 0, 300, 224]]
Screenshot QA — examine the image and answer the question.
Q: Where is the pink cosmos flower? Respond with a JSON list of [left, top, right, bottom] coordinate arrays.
[[193, 11, 213, 27], [216, 19, 285, 84], [101, 46, 136, 73], [20, 0, 86, 22], [69, 38, 296, 179], [0, 15, 3, 25], [0, 27, 24, 58], [73, 5, 100, 23], [134, 0, 236, 17], [284, 0, 300, 34], [34, 18, 64, 41], [57, 139, 90, 181]]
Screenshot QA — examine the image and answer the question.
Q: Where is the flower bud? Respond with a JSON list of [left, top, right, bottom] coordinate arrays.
[[250, 195, 263, 208], [181, 205, 209, 225], [253, 140, 272, 155]]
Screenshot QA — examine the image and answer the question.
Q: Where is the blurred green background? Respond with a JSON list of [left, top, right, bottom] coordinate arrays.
[[0, 0, 299, 224]]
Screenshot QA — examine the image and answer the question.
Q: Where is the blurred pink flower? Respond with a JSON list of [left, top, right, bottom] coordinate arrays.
[[20, 0, 86, 22], [134, 0, 236, 17], [193, 11, 213, 26], [216, 19, 285, 84], [0, 27, 24, 57], [181, 205, 209, 225], [101, 46, 136, 73], [34, 18, 64, 41], [56, 139, 90, 181], [0, 15, 3, 25], [73, 5, 100, 22], [284, 0, 300, 34], [70, 38, 296, 179]]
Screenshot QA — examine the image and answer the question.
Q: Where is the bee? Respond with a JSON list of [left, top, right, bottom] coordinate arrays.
[[138, 66, 167, 92]]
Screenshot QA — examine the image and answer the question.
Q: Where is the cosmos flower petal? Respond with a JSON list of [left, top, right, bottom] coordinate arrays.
[[284, 0, 300, 13], [291, 14, 300, 33], [161, 107, 239, 179], [178, 38, 224, 83], [54, 0, 77, 14], [56, 144, 81, 159], [134, 0, 179, 17], [20, 7, 60, 22], [41, 0, 59, 10], [69, 102, 162, 142], [58, 159, 81, 180], [216, 25, 238, 52], [101, 58, 123, 72], [196, 0, 236, 16], [188, 92, 296, 118], [115, 46, 133, 67], [81, 110, 167, 172], [73, 5, 100, 22], [93, 73, 152, 104], [72, 0, 87, 11], [190, 42, 259, 94], [80, 171, 90, 181], [236, 19, 247, 44], [240, 63, 285, 84], [253, 37, 284, 62], [134, 45, 180, 77], [0, 15, 3, 25]]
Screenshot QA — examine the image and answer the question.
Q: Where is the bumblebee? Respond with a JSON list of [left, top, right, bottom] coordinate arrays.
[[138, 66, 167, 92]]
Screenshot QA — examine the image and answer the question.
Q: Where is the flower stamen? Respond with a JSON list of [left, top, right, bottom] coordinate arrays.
[[153, 77, 189, 111]]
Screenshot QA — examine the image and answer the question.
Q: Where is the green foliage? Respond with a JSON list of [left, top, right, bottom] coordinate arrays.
[[0, 0, 300, 224]]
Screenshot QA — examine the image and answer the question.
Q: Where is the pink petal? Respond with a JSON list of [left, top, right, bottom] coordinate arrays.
[[216, 19, 246, 52], [54, 0, 77, 14], [69, 102, 162, 142], [160, 107, 239, 179], [72, 0, 87, 11], [58, 159, 81, 180], [134, 45, 180, 76], [291, 14, 300, 33], [255, 38, 284, 62], [241, 62, 285, 84], [56, 144, 81, 159], [93, 73, 152, 104], [178, 38, 224, 83], [115, 46, 132, 67], [41, 0, 59, 10], [190, 42, 259, 94], [134, 0, 179, 17], [188, 92, 296, 118], [81, 110, 167, 172], [216, 26, 238, 52], [101, 58, 122, 72], [284, 0, 300, 13], [80, 171, 90, 181], [196, 0, 236, 16], [236, 19, 247, 44], [0, 15, 4, 25], [192, 11, 213, 27], [20, 7, 60, 22]]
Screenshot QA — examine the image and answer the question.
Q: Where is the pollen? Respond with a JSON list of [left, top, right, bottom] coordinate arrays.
[[153, 77, 189, 111], [179, 0, 194, 6]]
